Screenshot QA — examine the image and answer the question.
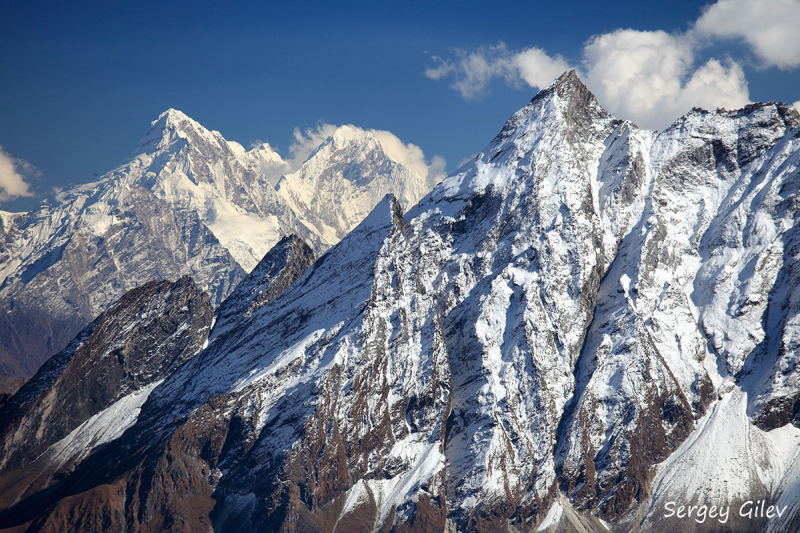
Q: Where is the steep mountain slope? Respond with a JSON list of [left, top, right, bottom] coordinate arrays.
[[212, 234, 316, 338], [0, 276, 213, 514], [0, 183, 243, 377], [1, 72, 799, 532], [0, 111, 435, 378], [275, 125, 430, 247]]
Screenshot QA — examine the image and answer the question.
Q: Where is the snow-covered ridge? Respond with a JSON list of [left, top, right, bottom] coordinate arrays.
[[119, 73, 800, 531]]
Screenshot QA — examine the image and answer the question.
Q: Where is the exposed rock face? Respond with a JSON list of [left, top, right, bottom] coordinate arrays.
[[2, 72, 800, 532], [0, 185, 242, 378], [0, 377, 25, 411], [212, 234, 316, 338], [0, 276, 213, 512]]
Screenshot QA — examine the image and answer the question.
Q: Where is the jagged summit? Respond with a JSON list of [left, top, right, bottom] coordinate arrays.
[[534, 69, 588, 99], [328, 123, 376, 148], [427, 70, 618, 206], [486, 70, 611, 148], [159, 107, 189, 122], [275, 125, 427, 246], [132, 107, 223, 157], [289, 125, 383, 181]]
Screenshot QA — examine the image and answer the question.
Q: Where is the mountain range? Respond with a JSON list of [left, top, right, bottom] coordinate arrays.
[[0, 111, 431, 377], [0, 71, 799, 532]]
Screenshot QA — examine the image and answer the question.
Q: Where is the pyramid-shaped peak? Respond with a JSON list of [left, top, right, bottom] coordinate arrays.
[[554, 69, 583, 88], [532, 69, 597, 107], [486, 70, 611, 142], [152, 108, 206, 133], [132, 109, 219, 156], [157, 108, 190, 122], [301, 125, 381, 164]]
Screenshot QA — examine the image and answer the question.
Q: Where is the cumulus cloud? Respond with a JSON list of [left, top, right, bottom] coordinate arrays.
[[695, 0, 800, 69], [582, 29, 749, 128], [424, 43, 569, 100], [0, 147, 36, 203], [513, 47, 573, 90], [793, 101, 800, 113], [426, 31, 750, 129], [369, 129, 447, 188], [287, 122, 446, 187]]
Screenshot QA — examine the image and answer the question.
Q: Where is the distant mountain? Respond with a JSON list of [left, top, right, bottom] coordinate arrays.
[[1, 72, 799, 532], [124, 108, 316, 269], [0, 111, 434, 377], [276, 125, 430, 247]]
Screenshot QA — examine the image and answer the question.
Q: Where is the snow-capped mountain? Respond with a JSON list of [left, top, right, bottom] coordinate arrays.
[[1, 72, 799, 532], [275, 125, 431, 247], [0, 111, 434, 377], [124, 108, 315, 269]]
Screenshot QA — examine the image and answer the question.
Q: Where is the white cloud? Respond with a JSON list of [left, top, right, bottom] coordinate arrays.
[[513, 47, 572, 90], [427, 30, 750, 129], [424, 43, 569, 100], [677, 57, 750, 112], [583, 29, 749, 128], [424, 0, 800, 129], [695, 0, 800, 69], [0, 147, 36, 203], [424, 44, 513, 100], [793, 100, 800, 113]]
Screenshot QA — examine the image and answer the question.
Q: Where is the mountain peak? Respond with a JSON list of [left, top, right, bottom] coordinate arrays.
[[530, 69, 598, 112], [151, 108, 207, 137], [132, 108, 216, 156], [554, 69, 582, 88], [157, 108, 190, 123], [297, 125, 382, 171], [328, 124, 377, 149], [488, 70, 610, 147]]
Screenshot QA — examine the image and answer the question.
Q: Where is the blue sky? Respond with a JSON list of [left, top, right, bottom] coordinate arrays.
[[1, 0, 799, 211]]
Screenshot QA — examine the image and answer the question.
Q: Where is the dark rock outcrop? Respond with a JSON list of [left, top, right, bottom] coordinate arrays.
[[0, 276, 213, 513]]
